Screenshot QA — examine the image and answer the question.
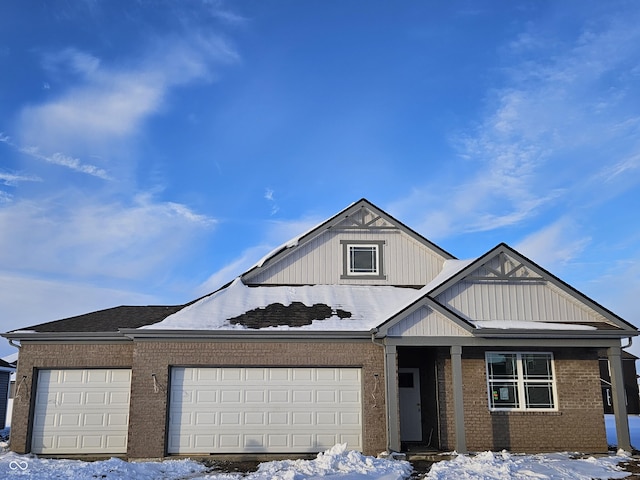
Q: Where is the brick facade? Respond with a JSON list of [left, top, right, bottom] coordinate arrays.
[[11, 339, 387, 459], [438, 347, 607, 452], [10, 342, 133, 454], [10, 341, 609, 458]]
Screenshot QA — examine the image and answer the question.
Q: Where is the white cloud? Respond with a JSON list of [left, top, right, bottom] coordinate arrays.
[[16, 35, 239, 171], [594, 152, 640, 184], [0, 192, 216, 280], [0, 171, 41, 186], [513, 217, 591, 271], [391, 7, 640, 241], [21, 146, 110, 179], [0, 191, 12, 204], [264, 188, 279, 215]]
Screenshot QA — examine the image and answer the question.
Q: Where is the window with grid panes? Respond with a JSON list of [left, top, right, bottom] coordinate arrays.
[[485, 352, 557, 410]]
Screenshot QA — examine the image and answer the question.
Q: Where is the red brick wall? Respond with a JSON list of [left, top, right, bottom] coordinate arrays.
[[438, 347, 607, 452]]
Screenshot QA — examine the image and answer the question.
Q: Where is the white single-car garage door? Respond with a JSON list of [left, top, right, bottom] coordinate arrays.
[[168, 367, 362, 454], [32, 369, 131, 454]]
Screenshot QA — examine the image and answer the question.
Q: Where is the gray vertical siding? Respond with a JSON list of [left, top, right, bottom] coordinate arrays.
[[437, 280, 613, 324], [250, 229, 447, 286], [0, 371, 9, 429], [387, 305, 472, 337]]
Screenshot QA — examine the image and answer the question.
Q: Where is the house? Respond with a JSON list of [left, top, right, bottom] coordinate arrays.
[[0, 357, 15, 430], [600, 350, 640, 415], [2, 198, 638, 458]]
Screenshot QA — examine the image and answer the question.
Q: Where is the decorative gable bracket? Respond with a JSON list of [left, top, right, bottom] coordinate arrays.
[[332, 206, 397, 230], [467, 252, 545, 282]]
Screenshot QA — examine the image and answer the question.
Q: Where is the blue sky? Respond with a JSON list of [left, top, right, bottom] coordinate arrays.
[[1, 0, 639, 358]]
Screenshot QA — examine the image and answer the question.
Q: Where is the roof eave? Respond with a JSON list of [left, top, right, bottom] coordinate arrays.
[[473, 328, 639, 339], [120, 329, 373, 341], [2, 331, 130, 342]]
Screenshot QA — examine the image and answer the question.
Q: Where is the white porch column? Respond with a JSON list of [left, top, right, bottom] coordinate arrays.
[[385, 344, 401, 452], [451, 345, 467, 453], [608, 345, 632, 451]]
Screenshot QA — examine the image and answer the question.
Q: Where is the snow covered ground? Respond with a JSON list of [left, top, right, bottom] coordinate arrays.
[[0, 419, 639, 479]]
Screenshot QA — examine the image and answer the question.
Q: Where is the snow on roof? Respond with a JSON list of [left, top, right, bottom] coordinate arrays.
[[142, 278, 422, 331], [426, 258, 476, 291], [472, 320, 597, 330]]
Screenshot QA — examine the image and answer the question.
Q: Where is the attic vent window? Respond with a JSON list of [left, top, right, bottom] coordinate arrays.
[[341, 240, 386, 279]]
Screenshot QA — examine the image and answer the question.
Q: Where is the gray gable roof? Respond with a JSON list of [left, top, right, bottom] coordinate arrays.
[[428, 243, 638, 333], [16, 305, 184, 333]]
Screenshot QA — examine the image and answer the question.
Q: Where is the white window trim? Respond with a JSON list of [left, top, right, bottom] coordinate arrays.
[[349, 244, 379, 275], [340, 240, 386, 280], [485, 351, 558, 412]]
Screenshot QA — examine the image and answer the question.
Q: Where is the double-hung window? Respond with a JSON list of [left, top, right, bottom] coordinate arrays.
[[340, 240, 385, 279], [485, 352, 557, 411]]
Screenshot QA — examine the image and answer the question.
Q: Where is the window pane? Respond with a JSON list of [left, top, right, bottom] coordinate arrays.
[[350, 246, 377, 273], [486, 352, 556, 411], [525, 383, 554, 408], [487, 353, 517, 379], [398, 372, 414, 388], [489, 382, 519, 408], [522, 354, 552, 379]]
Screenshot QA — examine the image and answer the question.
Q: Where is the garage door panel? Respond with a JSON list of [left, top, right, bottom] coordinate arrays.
[[82, 435, 103, 449], [245, 390, 265, 402], [108, 413, 129, 427], [221, 390, 241, 402], [220, 435, 240, 448], [221, 368, 242, 381], [244, 412, 265, 424], [292, 368, 313, 381], [269, 369, 289, 381], [105, 435, 127, 448], [108, 391, 130, 405], [269, 390, 289, 402], [86, 391, 107, 405], [32, 368, 131, 455], [61, 370, 83, 383], [268, 434, 288, 447], [341, 390, 360, 403], [196, 390, 217, 403], [84, 413, 106, 427], [168, 367, 362, 454], [292, 390, 313, 402], [61, 391, 82, 405], [59, 413, 82, 427]]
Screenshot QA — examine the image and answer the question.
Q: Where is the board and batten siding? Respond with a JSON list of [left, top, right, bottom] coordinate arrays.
[[249, 229, 447, 286], [387, 306, 472, 337], [437, 279, 613, 324]]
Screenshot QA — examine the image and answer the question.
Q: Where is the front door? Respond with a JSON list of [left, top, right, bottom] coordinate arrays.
[[398, 368, 422, 442]]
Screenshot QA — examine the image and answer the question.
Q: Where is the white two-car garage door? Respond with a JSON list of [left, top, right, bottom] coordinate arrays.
[[32, 369, 131, 454], [168, 367, 362, 454]]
